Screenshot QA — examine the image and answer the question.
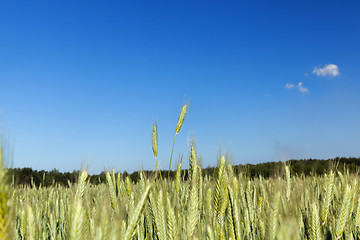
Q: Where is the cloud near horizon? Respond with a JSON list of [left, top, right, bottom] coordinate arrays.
[[312, 64, 339, 77]]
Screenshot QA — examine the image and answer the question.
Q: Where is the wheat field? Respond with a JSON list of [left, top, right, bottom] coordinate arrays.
[[1, 104, 359, 239], [1, 151, 360, 239]]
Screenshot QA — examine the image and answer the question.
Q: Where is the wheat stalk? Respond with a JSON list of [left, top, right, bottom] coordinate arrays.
[[228, 184, 241, 240], [175, 163, 182, 200], [166, 195, 177, 240], [321, 171, 334, 225], [187, 162, 199, 238], [76, 170, 88, 200], [285, 165, 291, 201], [106, 171, 118, 212], [126, 176, 132, 196], [175, 103, 188, 134], [69, 199, 84, 240], [154, 189, 167, 240], [124, 184, 153, 240], [189, 143, 197, 182], [311, 203, 321, 240], [152, 122, 158, 159], [335, 185, 352, 239], [26, 204, 36, 240], [213, 156, 228, 235], [169, 103, 188, 174], [269, 192, 280, 240]]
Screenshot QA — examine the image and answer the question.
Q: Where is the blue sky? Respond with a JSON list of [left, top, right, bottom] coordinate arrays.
[[1, 0, 359, 174]]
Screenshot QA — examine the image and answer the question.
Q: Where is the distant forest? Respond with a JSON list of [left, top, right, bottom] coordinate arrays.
[[5, 157, 360, 187]]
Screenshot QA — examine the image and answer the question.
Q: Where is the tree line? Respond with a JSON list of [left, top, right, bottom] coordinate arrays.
[[5, 157, 360, 187]]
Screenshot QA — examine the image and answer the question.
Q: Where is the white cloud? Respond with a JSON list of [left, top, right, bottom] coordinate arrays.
[[285, 83, 295, 89], [312, 64, 339, 77], [297, 82, 309, 93]]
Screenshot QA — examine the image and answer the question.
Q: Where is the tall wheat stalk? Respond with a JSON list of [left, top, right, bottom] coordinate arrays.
[[169, 103, 188, 176], [152, 122, 163, 181]]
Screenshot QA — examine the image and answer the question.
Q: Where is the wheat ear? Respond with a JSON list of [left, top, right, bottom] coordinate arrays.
[[152, 122, 158, 158], [166, 195, 177, 240], [124, 184, 153, 240], [76, 170, 88, 200], [175, 163, 182, 200], [187, 162, 199, 238], [26, 204, 36, 240], [155, 189, 167, 240], [69, 170, 88, 240], [69, 199, 84, 240], [169, 103, 188, 174], [213, 156, 228, 232], [337, 171, 345, 186], [175, 103, 188, 134], [285, 165, 291, 201], [106, 171, 118, 211], [126, 176, 132, 196], [311, 203, 321, 240], [189, 143, 197, 182], [321, 171, 334, 225], [335, 185, 352, 239], [152, 122, 163, 180], [116, 172, 121, 197], [20, 210, 25, 239], [269, 192, 280, 240]]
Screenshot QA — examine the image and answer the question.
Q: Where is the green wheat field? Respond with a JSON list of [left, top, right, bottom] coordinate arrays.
[[1, 104, 359, 240]]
